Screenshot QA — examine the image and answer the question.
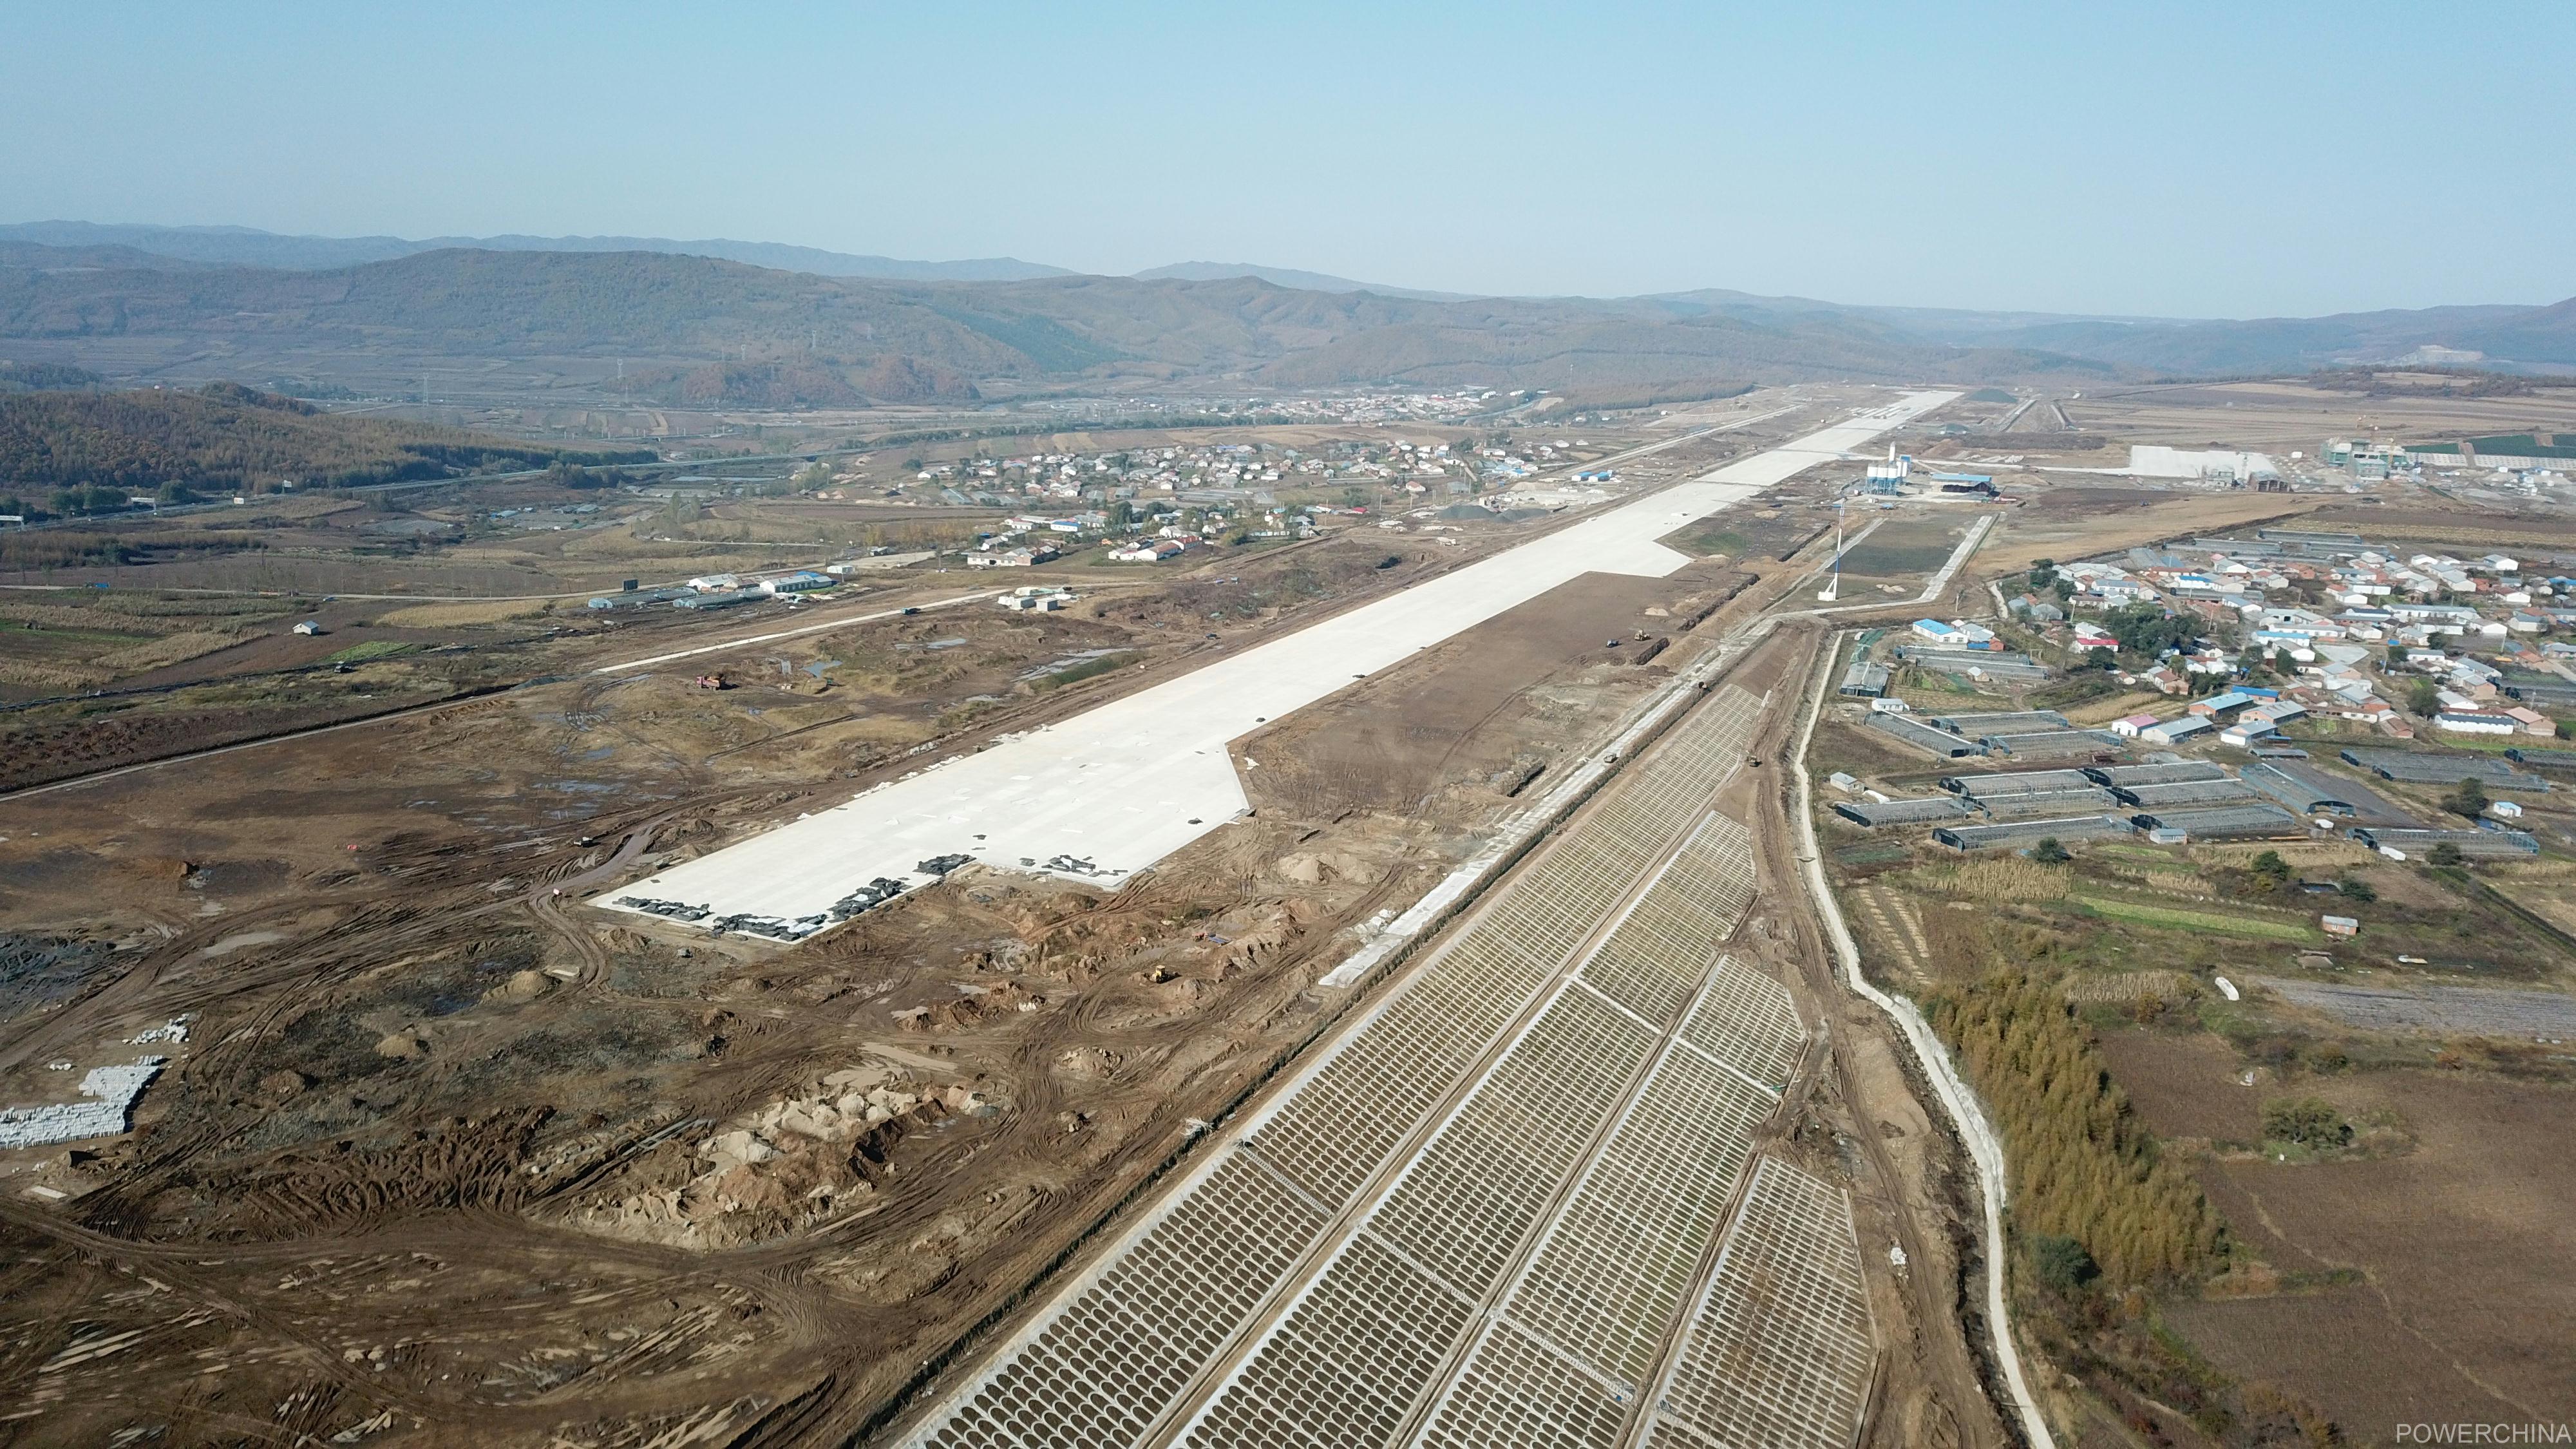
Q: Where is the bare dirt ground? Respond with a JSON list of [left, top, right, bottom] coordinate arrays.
[[2108, 1028, 2576, 1434], [1977, 488, 2322, 576], [0, 502, 1876, 1445], [1728, 625, 2015, 1449], [2061, 379, 2576, 453]]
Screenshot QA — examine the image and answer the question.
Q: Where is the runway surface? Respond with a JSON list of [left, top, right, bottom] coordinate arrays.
[[603, 393, 1955, 933]]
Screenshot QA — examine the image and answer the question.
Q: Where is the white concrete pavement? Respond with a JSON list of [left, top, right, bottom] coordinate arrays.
[[602, 393, 1956, 934]]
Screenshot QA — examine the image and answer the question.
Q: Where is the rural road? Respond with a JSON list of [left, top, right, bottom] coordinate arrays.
[[1787, 625, 2058, 1449]]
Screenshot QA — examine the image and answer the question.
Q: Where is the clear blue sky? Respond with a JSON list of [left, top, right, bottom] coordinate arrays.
[[6, 2, 2570, 317]]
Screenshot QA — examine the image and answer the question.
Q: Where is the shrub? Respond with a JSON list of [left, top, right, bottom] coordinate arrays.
[[2031, 1234, 2099, 1295], [2261, 1096, 2351, 1150]]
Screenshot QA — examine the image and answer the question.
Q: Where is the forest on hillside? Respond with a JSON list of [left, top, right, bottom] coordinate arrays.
[[0, 383, 649, 507]]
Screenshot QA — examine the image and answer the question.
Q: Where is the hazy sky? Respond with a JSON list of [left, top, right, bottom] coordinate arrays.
[[6, 3, 2570, 317]]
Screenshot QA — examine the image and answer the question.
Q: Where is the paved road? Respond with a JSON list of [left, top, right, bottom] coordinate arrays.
[[601, 393, 1958, 931], [591, 591, 991, 674]]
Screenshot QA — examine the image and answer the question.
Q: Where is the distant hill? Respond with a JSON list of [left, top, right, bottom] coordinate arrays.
[[0, 382, 649, 497], [0, 247, 2128, 393], [4, 240, 2568, 393], [1641, 288, 2576, 372], [0, 222, 1072, 282], [1132, 261, 1466, 301], [0, 239, 220, 272]]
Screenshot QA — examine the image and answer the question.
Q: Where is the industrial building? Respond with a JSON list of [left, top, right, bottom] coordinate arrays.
[[1865, 712, 1985, 758], [2339, 747, 2551, 791], [2351, 826, 2541, 858], [2237, 759, 2416, 824], [1933, 814, 2134, 851], [1930, 710, 2073, 737], [2111, 778, 2265, 809], [2087, 761, 2229, 788], [1938, 768, 2097, 799], [1987, 728, 2123, 761], [1837, 659, 1890, 698], [2141, 716, 2213, 746], [1978, 786, 2120, 819], [2125, 803, 2302, 839], [1831, 796, 1973, 828]]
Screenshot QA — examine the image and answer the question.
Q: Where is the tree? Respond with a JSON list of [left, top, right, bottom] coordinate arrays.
[[2443, 777, 2489, 820], [2429, 841, 2465, 867], [2085, 645, 2116, 672], [2031, 837, 2071, 864], [2407, 677, 2442, 717], [2101, 601, 2196, 658], [2336, 878, 2377, 903], [2251, 850, 2291, 885]]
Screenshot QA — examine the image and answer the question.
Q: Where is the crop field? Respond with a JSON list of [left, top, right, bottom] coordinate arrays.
[[2112, 1031, 2576, 1430], [1831, 516, 1967, 584], [2070, 895, 2322, 942]]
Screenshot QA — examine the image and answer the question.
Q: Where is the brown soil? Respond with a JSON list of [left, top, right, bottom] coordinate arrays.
[[2107, 1028, 2576, 1432], [1732, 625, 2014, 1449], [0, 533, 1781, 1444]]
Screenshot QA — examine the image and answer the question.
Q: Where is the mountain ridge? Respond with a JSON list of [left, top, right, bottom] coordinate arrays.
[[0, 221, 1073, 282], [0, 233, 2568, 394]]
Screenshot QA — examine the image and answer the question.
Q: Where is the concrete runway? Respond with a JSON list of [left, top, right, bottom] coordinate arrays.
[[603, 393, 1956, 932]]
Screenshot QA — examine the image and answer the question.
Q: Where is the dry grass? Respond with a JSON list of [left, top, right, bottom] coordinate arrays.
[[0, 658, 110, 690], [372, 598, 554, 628], [2062, 969, 2201, 1007], [2059, 690, 2170, 726], [2488, 858, 2576, 886], [90, 630, 245, 672], [2200, 840, 2378, 870], [0, 601, 159, 632], [1984, 493, 2322, 574], [1933, 858, 2072, 902]]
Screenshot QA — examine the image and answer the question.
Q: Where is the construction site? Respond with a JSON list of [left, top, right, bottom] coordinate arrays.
[[8, 374, 2576, 1449]]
